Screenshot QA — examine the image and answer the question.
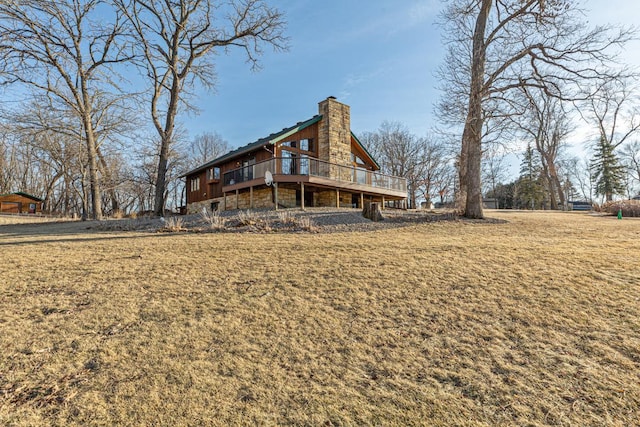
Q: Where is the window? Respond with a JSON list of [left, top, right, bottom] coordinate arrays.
[[352, 153, 365, 165], [240, 158, 255, 181], [208, 167, 220, 181], [281, 141, 296, 148], [300, 154, 309, 175], [281, 150, 297, 175], [299, 138, 314, 152], [282, 139, 314, 152], [190, 177, 200, 192]]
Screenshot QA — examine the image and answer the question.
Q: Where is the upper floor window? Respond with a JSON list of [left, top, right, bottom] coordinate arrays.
[[207, 167, 220, 181], [190, 177, 200, 192], [280, 139, 314, 154], [351, 153, 366, 165], [299, 138, 314, 152]]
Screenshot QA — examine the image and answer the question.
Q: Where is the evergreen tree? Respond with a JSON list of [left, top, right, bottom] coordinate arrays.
[[591, 134, 625, 202], [517, 143, 545, 209]]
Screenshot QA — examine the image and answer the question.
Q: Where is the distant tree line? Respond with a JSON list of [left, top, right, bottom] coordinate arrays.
[[2, 1, 640, 218], [436, 0, 637, 218], [0, 0, 286, 219], [359, 121, 456, 209]]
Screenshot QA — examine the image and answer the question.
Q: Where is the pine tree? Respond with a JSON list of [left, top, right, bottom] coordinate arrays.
[[591, 134, 625, 202], [517, 143, 545, 209]]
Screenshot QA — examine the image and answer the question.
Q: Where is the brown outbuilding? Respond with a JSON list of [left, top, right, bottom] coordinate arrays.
[[0, 192, 44, 214]]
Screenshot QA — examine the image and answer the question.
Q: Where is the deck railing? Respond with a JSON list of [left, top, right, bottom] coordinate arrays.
[[223, 157, 407, 193]]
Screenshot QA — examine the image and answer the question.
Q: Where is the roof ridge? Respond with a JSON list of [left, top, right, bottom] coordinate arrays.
[[180, 114, 322, 178]]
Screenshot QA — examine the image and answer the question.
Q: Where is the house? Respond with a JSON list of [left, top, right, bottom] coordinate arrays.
[[182, 97, 408, 212], [0, 192, 44, 214]]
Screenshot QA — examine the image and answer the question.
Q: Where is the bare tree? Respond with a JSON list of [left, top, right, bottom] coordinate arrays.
[[362, 123, 455, 209], [621, 140, 640, 196], [481, 147, 509, 206], [364, 121, 425, 208], [518, 87, 573, 209], [438, 0, 632, 218], [585, 80, 640, 150], [582, 79, 640, 202], [416, 137, 453, 207], [0, 0, 134, 219], [115, 0, 287, 216], [0, 132, 18, 194], [189, 131, 230, 166], [567, 156, 595, 203]]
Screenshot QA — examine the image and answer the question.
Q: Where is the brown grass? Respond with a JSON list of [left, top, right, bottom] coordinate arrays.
[[0, 211, 639, 426], [0, 215, 73, 226]]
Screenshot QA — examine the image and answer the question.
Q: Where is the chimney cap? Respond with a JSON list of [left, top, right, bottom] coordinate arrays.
[[327, 96, 337, 100]]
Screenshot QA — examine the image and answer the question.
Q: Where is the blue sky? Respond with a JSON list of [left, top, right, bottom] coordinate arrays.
[[183, 0, 442, 144], [180, 0, 640, 153]]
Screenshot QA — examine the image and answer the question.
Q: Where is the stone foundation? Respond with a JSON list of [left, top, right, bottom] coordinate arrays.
[[186, 185, 387, 212], [316, 189, 354, 208]]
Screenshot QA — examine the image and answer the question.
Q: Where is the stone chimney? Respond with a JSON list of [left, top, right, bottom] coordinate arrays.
[[318, 97, 351, 168]]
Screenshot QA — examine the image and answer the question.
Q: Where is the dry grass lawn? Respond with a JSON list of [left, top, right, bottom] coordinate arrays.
[[0, 215, 70, 226], [0, 211, 639, 426]]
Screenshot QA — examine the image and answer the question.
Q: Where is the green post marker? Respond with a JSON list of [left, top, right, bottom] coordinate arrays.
[[618, 209, 622, 220]]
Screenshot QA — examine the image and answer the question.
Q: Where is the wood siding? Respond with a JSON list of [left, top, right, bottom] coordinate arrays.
[[0, 194, 43, 214], [274, 123, 319, 157], [186, 123, 321, 205]]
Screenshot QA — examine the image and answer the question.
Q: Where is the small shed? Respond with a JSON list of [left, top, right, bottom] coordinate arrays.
[[568, 201, 592, 211], [0, 192, 44, 214], [483, 198, 498, 209]]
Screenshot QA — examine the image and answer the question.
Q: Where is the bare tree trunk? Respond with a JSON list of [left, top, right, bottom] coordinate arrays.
[[97, 148, 120, 215], [81, 112, 103, 220], [154, 149, 169, 216], [152, 63, 180, 217], [460, 0, 491, 219], [546, 157, 565, 208], [153, 82, 178, 216]]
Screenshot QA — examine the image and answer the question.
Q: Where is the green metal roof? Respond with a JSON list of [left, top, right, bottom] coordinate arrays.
[[351, 132, 381, 170], [180, 115, 323, 178]]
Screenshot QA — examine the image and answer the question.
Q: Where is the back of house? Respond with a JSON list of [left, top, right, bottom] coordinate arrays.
[[182, 97, 407, 212]]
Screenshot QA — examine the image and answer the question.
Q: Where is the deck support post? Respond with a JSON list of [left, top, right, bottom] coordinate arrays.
[[250, 186, 254, 209], [235, 189, 239, 209], [336, 189, 340, 208], [274, 182, 279, 210], [382, 196, 385, 210], [301, 182, 305, 210], [223, 192, 227, 210], [360, 193, 364, 209]]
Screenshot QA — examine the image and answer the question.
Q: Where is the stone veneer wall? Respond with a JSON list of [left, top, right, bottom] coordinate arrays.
[[275, 187, 297, 208], [188, 187, 374, 212], [187, 187, 276, 213], [318, 97, 352, 180], [316, 190, 354, 208]]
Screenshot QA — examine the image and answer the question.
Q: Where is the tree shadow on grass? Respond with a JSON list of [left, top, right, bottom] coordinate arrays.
[[0, 220, 177, 247]]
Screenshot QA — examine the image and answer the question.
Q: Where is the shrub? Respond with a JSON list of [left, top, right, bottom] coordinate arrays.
[[200, 208, 226, 231], [601, 200, 640, 217], [161, 216, 185, 232], [276, 210, 296, 224], [234, 210, 272, 231], [236, 210, 260, 226], [296, 216, 316, 232]]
